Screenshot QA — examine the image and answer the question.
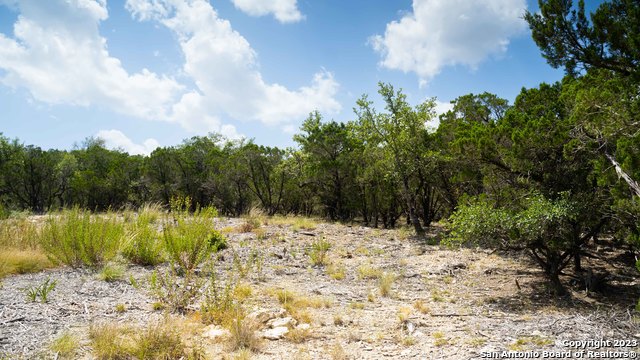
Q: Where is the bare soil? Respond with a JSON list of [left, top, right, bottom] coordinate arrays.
[[1, 218, 639, 359]]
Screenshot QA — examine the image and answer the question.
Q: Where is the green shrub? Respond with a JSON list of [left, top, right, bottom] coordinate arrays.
[[123, 213, 164, 266], [40, 208, 124, 268], [308, 237, 331, 266], [163, 206, 225, 273]]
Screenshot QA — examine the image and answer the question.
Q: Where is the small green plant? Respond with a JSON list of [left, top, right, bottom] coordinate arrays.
[[50, 332, 79, 359], [378, 272, 396, 297], [163, 206, 225, 273], [122, 210, 164, 266], [99, 264, 124, 282], [115, 303, 127, 313], [25, 277, 57, 303], [308, 238, 331, 266], [357, 263, 382, 280], [39, 208, 124, 268], [327, 262, 346, 280], [149, 267, 203, 313]]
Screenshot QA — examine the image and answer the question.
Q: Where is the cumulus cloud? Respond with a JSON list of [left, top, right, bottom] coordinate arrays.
[[231, 0, 303, 23], [0, 0, 183, 120], [371, 0, 527, 85], [96, 129, 160, 156], [126, 0, 340, 126], [0, 0, 337, 137]]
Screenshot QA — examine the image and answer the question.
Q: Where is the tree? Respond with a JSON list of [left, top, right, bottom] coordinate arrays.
[[355, 83, 438, 235]]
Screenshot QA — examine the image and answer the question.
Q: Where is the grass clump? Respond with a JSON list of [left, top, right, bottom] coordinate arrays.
[[356, 263, 382, 280], [50, 332, 79, 359], [115, 303, 126, 313], [286, 326, 312, 343], [0, 249, 52, 278], [40, 208, 124, 268], [227, 313, 261, 352], [291, 218, 317, 231], [89, 322, 199, 360], [271, 288, 329, 324], [413, 300, 430, 314], [122, 208, 164, 266], [24, 277, 56, 303], [0, 218, 40, 249], [99, 263, 124, 282], [378, 272, 396, 297], [326, 262, 346, 280], [308, 238, 331, 266], [163, 206, 225, 273]]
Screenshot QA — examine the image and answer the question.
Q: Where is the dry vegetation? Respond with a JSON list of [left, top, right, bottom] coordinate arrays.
[[1, 211, 639, 359]]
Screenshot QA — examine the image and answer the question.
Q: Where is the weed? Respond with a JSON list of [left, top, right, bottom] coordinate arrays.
[[367, 291, 376, 302], [327, 262, 346, 280], [329, 343, 347, 360], [442, 275, 454, 284], [401, 335, 416, 346], [413, 300, 430, 314], [378, 272, 396, 297], [249, 249, 265, 281], [349, 302, 365, 310], [99, 263, 124, 282], [308, 238, 331, 266], [24, 277, 56, 303], [291, 218, 317, 231], [152, 302, 165, 311], [356, 263, 382, 280], [115, 303, 126, 313], [89, 321, 197, 360], [40, 208, 124, 268], [163, 206, 225, 273], [150, 266, 203, 313], [333, 314, 345, 326], [227, 312, 261, 352], [253, 227, 267, 240], [122, 211, 164, 266], [286, 326, 312, 343], [49, 332, 79, 359], [432, 331, 449, 346], [397, 306, 412, 323], [129, 275, 139, 289], [431, 289, 445, 302], [468, 337, 487, 347], [233, 252, 252, 279], [201, 272, 244, 326], [0, 249, 52, 278]]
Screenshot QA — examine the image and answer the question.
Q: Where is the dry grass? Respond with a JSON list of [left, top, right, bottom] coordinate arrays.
[[326, 261, 346, 280], [0, 249, 52, 278], [285, 326, 313, 343], [0, 218, 41, 249], [49, 332, 79, 359], [226, 313, 261, 352], [89, 321, 204, 360], [356, 263, 383, 280], [378, 272, 396, 297], [413, 299, 430, 314], [271, 288, 330, 324]]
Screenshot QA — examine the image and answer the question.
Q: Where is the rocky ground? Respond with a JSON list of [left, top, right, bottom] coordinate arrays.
[[1, 218, 639, 359]]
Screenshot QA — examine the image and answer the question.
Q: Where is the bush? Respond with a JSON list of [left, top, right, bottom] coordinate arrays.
[[40, 208, 124, 268], [122, 211, 164, 266], [445, 193, 577, 294], [163, 206, 226, 273]]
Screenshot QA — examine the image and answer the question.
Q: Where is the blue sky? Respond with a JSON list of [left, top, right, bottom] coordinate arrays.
[[0, 0, 569, 154]]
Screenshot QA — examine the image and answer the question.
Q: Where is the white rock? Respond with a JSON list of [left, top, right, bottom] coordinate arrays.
[[263, 326, 289, 340], [268, 316, 296, 328], [202, 325, 228, 340], [296, 323, 311, 331]]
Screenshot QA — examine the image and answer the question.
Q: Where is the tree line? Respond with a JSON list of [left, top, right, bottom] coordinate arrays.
[[0, 0, 638, 293]]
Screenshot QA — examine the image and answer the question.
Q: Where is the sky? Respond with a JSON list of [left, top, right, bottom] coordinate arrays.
[[0, 0, 570, 155]]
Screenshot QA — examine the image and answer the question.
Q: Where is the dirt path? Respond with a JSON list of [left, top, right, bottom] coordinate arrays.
[[1, 219, 638, 359]]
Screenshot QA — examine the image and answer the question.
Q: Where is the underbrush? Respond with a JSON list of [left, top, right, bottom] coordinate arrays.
[[89, 321, 205, 360], [40, 208, 124, 268]]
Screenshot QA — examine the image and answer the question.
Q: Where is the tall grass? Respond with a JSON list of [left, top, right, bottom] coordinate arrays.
[[40, 208, 124, 268], [163, 206, 225, 273], [122, 205, 165, 266], [0, 218, 52, 278]]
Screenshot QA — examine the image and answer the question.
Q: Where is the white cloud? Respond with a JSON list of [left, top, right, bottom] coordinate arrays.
[[126, 0, 340, 127], [0, 0, 339, 138], [230, 0, 303, 23], [426, 99, 453, 131], [96, 129, 160, 156], [371, 0, 527, 85], [0, 0, 183, 120]]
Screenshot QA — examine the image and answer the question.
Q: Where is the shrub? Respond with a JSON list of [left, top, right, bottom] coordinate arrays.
[[150, 267, 203, 313], [122, 212, 164, 266], [308, 238, 331, 266], [163, 206, 225, 273], [40, 208, 124, 268], [445, 193, 579, 294], [378, 272, 396, 297]]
